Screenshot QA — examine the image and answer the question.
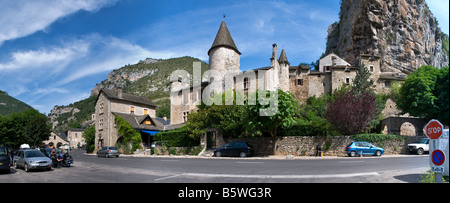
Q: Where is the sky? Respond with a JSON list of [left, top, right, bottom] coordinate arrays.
[[0, 0, 448, 114]]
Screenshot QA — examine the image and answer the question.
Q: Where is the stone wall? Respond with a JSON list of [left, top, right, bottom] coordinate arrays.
[[223, 135, 424, 156]]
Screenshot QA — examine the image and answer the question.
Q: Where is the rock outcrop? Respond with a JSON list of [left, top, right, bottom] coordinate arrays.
[[326, 0, 449, 74]]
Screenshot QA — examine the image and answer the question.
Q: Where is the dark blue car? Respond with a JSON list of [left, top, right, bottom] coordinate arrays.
[[346, 141, 384, 157]]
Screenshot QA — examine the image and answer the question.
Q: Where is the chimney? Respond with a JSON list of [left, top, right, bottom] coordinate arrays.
[[271, 43, 277, 67], [117, 87, 123, 99], [163, 114, 167, 121], [272, 43, 277, 60]]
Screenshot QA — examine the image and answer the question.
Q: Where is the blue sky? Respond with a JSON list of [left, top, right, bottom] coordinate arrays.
[[0, 0, 448, 114]]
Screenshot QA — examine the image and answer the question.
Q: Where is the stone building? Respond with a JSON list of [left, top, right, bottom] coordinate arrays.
[[67, 128, 85, 149], [94, 88, 165, 153], [43, 132, 69, 149], [170, 20, 410, 134], [171, 20, 293, 125]]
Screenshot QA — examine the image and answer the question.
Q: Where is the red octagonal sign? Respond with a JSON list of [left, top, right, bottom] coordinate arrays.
[[424, 120, 444, 140]]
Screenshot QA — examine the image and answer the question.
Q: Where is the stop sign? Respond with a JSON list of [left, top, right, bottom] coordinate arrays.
[[424, 120, 444, 140]]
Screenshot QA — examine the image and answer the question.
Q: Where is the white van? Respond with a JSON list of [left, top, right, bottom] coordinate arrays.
[[19, 144, 30, 149]]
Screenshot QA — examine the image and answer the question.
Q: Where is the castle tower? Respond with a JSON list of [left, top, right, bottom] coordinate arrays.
[[208, 20, 241, 87], [278, 48, 290, 92]]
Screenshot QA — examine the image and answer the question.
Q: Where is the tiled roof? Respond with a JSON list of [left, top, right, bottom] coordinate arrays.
[[208, 20, 241, 55], [97, 89, 156, 107]]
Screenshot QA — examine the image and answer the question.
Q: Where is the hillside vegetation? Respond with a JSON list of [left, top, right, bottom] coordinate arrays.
[[0, 90, 33, 116], [50, 56, 209, 132]]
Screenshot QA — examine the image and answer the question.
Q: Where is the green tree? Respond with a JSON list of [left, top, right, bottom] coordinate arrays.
[[352, 64, 375, 95], [0, 109, 50, 147], [397, 66, 449, 125], [246, 89, 299, 140], [83, 126, 96, 153], [184, 90, 247, 139], [24, 111, 51, 147]]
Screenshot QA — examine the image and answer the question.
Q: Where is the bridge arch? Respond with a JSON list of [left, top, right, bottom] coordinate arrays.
[[381, 117, 425, 136]]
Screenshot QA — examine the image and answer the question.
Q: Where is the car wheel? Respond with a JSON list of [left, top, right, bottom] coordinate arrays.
[[417, 148, 424, 155], [240, 152, 247, 158], [105, 154, 109, 158], [215, 151, 222, 157], [14, 161, 19, 169], [24, 163, 30, 172], [375, 150, 382, 156], [349, 151, 356, 157]]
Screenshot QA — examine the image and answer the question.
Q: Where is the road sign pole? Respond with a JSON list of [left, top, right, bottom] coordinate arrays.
[[435, 173, 443, 183]]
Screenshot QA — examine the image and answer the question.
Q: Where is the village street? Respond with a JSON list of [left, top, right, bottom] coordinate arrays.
[[1, 149, 429, 183]]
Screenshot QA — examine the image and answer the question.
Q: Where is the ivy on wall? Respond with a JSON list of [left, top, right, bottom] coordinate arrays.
[[114, 115, 142, 153]]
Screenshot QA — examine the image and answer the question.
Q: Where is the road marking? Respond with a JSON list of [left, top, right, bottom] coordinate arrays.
[[236, 162, 265, 164], [154, 172, 379, 181], [154, 174, 184, 181], [160, 160, 180, 162], [339, 161, 365, 163]]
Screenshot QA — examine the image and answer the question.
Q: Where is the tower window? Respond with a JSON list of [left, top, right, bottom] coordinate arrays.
[[244, 78, 249, 89]]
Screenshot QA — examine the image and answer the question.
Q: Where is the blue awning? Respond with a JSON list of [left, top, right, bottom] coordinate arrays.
[[140, 130, 160, 136]]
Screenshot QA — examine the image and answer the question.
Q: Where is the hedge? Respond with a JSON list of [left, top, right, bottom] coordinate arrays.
[[154, 128, 199, 147], [351, 133, 406, 143]]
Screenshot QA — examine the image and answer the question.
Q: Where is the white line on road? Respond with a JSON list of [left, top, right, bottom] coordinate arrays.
[[183, 172, 379, 179], [339, 161, 365, 163], [236, 162, 265, 164], [160, 160, 180, 162], [154, 172, 380, 181], [154, 174, 184, 181]]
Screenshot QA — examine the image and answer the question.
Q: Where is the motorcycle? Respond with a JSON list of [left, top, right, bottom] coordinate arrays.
[[61, 153, 73, 167]]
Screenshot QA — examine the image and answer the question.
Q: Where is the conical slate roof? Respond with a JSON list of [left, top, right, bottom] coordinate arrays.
[[279, 48, 289, 64], [208, 20, 241, 55]]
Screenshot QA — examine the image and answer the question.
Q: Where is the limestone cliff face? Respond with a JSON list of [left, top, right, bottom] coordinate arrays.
[[326, 0, 449, 74]]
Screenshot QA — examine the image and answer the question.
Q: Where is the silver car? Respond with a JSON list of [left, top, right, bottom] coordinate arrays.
[[13, 149, 52, 172], [97, 147, 120, 158]]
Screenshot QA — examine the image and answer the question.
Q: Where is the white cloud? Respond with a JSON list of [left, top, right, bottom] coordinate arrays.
[[0, 0, 118, 45], [0, 39, 90, 71]]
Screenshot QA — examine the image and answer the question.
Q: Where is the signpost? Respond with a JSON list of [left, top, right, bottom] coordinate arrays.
[[424, 119, 448, 183], [425, 120, 444, 140]]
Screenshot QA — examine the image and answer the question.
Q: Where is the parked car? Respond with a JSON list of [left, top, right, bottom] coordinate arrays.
[[408, 138, 429, 155], [13, 149, 52, 172], [0, 146, 11, 173], [97, 147, 120, 158], [214, 141, 254, 158], [346, 141, 384, 157]]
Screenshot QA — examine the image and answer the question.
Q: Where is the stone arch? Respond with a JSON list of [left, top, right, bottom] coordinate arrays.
[[400, 122, 416, 136], [381, 117, 425, 136]]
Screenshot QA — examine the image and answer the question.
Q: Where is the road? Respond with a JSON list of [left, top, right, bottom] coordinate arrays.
[[0, 149, 429, 183]]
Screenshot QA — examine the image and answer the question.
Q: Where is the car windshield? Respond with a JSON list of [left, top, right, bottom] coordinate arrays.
[[0, 147, 8, 156], [25, 150, 45, 158], [419, 139, 429, 144], [110, 147, 118, 150]]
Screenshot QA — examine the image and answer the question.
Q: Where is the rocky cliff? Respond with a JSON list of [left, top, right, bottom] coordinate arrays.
[[326, 0, 449, 74]]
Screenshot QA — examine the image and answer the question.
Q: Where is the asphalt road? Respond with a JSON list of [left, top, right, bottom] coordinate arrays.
[[0, 149, 430, 183]]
